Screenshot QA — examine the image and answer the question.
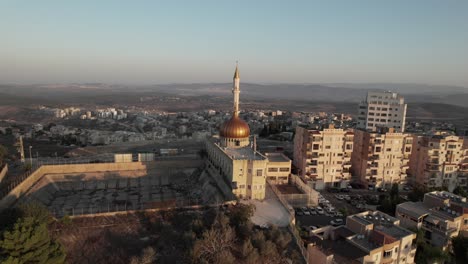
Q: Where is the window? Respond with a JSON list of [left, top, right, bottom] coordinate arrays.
[[256, 169, 263, 176], [268, 168, 278, 172], [239, 184, 245, 189], [383, 250, 392, 258], [279, 168, 289, 172]]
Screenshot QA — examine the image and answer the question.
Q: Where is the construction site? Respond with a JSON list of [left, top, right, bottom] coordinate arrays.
[[0, 158, 227, 217]]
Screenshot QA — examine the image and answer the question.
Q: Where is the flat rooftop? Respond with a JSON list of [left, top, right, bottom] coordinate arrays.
[[265, 152, 290, 162], [308, 235, 368, 261], [352, 212, 398, 226], [223, 146, 266, 160], [349, 235, 381, 252], [397, 202, 430, 219], [426, 191, 467, 204], [375, 225, 414, 239]]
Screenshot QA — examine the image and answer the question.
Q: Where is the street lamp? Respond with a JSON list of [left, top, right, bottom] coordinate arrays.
[[29, 146, 33, 167]]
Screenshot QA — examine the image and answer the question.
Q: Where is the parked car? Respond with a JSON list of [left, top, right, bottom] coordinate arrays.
[[316, 207, 325, 215], [304, 211, 311, 216], [335, 194, 344, 200], [336, 212, 344, 217], [340, 188, 350, 193], [296, 211, 304, 216], [330, 219, 344, 226]]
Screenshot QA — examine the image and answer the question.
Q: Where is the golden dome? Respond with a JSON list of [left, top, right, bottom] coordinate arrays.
[[219, 115, 250, 138]]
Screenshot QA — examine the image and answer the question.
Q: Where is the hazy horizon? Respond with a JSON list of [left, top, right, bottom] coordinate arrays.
[[1, 1, 467, 87]]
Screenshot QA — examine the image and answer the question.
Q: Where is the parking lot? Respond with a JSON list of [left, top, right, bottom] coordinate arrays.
[[294, 186, 414, 233]]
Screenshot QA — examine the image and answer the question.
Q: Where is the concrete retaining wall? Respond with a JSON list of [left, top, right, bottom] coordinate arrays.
[[0, 164, 7, 184], [0, 162, 148, 210]]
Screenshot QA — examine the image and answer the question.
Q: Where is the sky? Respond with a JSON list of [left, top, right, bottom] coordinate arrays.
[[1, 0, 467, 86]]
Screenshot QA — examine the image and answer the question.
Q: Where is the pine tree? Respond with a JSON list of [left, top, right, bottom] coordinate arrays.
[[0, 217, 66, 264]]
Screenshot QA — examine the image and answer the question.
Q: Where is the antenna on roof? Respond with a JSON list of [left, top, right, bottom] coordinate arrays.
[[254, 135, 257, 154]]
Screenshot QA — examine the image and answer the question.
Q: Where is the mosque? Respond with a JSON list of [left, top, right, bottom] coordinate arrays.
[[205, 64, 291, 200]]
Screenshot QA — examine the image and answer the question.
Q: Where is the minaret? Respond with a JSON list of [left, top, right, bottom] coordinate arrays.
[[233, 63, 240, 117]]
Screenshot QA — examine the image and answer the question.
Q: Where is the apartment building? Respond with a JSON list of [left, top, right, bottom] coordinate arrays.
[[396, 191, 468, 250], [352, 128, 413, 188], [357, 91, 407, 132], [409, 134, 467, 191], [307, 211, 417, 264], [294, 125, 354, 190]]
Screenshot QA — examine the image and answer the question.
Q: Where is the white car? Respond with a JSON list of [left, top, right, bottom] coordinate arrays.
[[316, 208, 325, 215], [304, 211, 311, 216]]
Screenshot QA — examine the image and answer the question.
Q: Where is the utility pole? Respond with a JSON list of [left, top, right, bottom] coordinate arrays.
[[29, 146, 33, 167]]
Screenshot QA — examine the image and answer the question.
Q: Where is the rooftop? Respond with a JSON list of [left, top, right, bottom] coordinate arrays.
[[265, 152, 291, 162], [375, 224, 414, 239], [223, 146, 267, 160], [308, 235, 368, 260], [349, 234, 382, 251], [426, 191, 467, 204], [351, 211, 398, 227], [397, 202, 430, 219]]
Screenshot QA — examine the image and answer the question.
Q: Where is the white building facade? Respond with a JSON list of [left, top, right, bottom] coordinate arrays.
[[357, 91, 407, 132]]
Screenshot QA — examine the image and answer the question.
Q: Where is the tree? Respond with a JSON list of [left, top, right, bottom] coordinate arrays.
[[0, 217, 66, 264], [229, 204, 255, 227], [413, 229, 449, 264], [0, 144, 7, 165], [130, 247, 157, 264], [191, 216, 236, 264], [452, 235, 468, 264], [453, 186, 468, 198]]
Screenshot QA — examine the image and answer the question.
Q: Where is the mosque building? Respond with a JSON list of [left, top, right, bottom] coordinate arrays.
[[205, 64, 291, 200]]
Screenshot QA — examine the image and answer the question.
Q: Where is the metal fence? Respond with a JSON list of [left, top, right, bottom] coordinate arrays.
[[50, 198, 204, 218]]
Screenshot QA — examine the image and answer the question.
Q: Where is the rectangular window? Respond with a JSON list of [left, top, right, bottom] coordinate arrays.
[[256, 169, 263, 176], [383, 250, 392, 258], [279, 168, 289, 172], [268, 168, 278, 172]]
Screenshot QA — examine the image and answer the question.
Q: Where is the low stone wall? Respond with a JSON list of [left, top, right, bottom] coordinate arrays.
[[0, 164, 7, 184], [0, 162, 148, 210]]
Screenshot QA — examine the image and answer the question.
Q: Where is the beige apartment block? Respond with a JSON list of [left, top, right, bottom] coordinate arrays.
[[352, 129, 413, 188], [293, 125, 353, 190], [357, 91, 407, 132], [409, 134, 467, 191], [264, 152, 291, 184], [307, 211, 417, 264], [396, 191, 468, 250]]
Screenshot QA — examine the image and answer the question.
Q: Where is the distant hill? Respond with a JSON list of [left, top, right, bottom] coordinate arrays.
[[1, 82, 467, 107]]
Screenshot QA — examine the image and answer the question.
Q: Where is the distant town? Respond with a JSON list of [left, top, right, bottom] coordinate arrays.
[[1, 66, 467, 264]]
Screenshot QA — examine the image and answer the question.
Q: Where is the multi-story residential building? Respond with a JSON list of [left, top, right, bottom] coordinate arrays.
[[409, 134, 467, 191], [294, 125, 354, 190], [352, 128, 413, 188], [307, 211, 417, 264], [357, 91, 407, 132], [396, 191, 468, 250]]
